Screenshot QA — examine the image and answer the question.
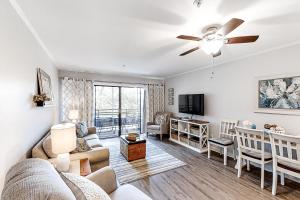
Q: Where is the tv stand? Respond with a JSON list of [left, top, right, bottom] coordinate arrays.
[[169, 118, 210, 153]]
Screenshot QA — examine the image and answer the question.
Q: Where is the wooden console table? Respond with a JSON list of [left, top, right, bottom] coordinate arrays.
[[169, 118, 210, 153]]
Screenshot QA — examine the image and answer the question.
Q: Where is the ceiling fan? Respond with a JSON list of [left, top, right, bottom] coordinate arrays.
[[177, 18, 259, 57]]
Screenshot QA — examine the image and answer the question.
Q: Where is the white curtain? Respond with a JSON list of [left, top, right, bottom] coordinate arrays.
[[146, 83, 165, 122], [61, 77, 94, 126]]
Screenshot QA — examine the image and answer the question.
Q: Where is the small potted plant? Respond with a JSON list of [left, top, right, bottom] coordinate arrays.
[[33, 93, 50, 107]]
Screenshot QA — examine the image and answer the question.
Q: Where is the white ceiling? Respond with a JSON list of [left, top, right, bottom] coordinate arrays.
[[14, 0, 300, 78]]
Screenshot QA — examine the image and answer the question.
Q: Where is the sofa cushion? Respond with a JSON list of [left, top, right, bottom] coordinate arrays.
[[43, 135, 57, 158], [109, 184, 152, 200], [76, 122, 89, 138], [71, 138, 91, 153], [1, 158, 76, 200], [86, 138, 102, 148], [84, 134, 99, 141], [60, 172, 111, 200]]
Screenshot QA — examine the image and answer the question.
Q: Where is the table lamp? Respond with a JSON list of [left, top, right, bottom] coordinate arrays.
[[68, 109, 79, 123], [51, 123, 76, 172]]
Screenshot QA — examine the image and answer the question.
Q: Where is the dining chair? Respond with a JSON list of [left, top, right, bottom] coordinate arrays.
[[269, 132, 300, 195], [235, 126, 272, 189], [208, 119, 238, 165]]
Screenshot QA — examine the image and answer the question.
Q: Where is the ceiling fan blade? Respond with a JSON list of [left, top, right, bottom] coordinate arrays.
[[177, 35, 202, 41], [212, 50, 221, 57], [179, 47, 199, 56], [226, 35, 259, 44], [217, 18, 244, 36]]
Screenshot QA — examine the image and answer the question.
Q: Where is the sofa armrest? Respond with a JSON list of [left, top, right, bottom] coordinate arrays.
[[86, 166, 118, 194], [87, 127, 97, 135], [48, 147, 109, 168], [69, 147, 110, 163]]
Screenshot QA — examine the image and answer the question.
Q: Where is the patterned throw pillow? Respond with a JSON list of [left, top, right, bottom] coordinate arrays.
[[71, 138, 91, 153], [76, 122, 89, 138], [155, 113, 165, 125], [60, 172, 111, 200]]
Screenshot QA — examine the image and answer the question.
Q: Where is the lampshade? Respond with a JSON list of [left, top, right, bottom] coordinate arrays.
[[51, 123, 76, 154], [68, 110, 79, 120]]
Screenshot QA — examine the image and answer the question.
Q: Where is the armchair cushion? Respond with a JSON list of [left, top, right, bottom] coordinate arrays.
[[147, 125, 160, 131], [146, 122, 155, 126]]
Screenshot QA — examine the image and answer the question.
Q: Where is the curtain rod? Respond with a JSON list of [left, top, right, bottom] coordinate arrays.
[[61, 77, 164, 86]]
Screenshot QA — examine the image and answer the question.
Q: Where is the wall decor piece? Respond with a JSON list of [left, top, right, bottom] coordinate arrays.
[[37, 68, 53, 105], [33, 94, 50, 107], [168, 88, 174, 105], [255, 74, 300, 115]]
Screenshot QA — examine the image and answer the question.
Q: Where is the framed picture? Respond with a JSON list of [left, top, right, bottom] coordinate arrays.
[[255, 73, 300, 115], [37, 68, 53, 105]]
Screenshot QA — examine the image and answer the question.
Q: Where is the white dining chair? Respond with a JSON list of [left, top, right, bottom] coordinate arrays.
[[208, 119, 238, 165], [269, 132, 300, 195], [235, 126, 272, 189]]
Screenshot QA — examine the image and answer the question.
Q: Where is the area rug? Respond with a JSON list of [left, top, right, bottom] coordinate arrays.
[[108, 141, 186, 184]]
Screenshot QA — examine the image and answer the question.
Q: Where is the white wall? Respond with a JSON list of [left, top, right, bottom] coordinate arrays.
[[0, 1, 58, 192], [165, 44, 300, 138]]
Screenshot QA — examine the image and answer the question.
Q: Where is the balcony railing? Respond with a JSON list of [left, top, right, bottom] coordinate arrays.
[[95, 109, 141, 137]]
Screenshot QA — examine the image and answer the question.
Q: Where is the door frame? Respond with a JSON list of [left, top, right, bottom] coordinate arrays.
[[94, 84, 144, 137]]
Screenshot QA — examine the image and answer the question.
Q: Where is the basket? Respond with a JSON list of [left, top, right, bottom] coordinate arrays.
[[171, 124, 178, 129], [189, 136, 200, 148], [171, 133, 178, 140], [179, 134, 188, 144]]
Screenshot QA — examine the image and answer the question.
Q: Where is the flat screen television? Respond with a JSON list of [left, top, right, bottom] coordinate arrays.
[[179, 94, 204, 115]]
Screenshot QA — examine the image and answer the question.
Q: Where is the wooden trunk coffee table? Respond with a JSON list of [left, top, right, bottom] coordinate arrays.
[[120, 135, 146, 161]]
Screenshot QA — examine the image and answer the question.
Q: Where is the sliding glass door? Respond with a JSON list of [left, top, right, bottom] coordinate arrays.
[[95, 86, 120, 138], [95, 85, 144, 139]]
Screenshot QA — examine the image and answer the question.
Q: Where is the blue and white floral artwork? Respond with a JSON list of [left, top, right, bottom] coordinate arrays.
[[259, 76, 300, 109]]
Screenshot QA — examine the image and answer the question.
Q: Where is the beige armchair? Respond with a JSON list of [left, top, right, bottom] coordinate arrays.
[[147, 112, 172, 141]]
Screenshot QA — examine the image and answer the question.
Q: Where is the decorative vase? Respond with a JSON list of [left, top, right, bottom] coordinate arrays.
[[36, 101, 44, 107]]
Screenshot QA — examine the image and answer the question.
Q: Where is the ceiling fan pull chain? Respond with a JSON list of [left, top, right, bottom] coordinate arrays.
[[210, 56, 215, 79]]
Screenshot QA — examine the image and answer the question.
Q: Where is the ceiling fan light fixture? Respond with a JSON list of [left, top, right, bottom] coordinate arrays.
[[202, 38, 224, 55], [193, 0, 203, 7]]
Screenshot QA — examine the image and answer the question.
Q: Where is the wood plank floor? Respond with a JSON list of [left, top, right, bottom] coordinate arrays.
[[102, 136, 300, 200]]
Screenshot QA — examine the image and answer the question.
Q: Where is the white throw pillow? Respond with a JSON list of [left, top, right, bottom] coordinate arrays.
[[60, 172, 111, 200]]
